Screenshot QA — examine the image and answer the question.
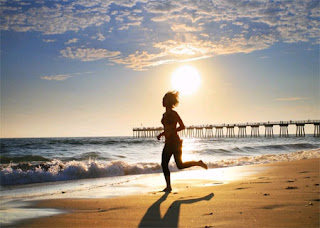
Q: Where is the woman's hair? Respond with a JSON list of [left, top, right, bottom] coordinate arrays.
[[163, 91, 179, 108]]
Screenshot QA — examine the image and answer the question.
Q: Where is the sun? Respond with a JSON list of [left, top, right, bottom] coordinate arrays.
[[171, 65, 201, 95]]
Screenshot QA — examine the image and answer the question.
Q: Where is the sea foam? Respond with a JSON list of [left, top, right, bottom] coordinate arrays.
[[0, 159, 165, 186], [1, 149, 319, 186], [209, 148, 320, 168]]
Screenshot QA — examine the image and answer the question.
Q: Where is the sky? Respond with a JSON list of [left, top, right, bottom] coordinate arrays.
[[1, 0, 319, 138]]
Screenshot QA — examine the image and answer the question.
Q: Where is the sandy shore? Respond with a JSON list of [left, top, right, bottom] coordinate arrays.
[[17, 158, 319, 227]]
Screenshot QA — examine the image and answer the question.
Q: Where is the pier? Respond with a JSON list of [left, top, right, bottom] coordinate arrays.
[[133, 120, 320, 138]]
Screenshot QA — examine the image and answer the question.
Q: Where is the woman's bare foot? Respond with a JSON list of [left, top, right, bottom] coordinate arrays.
[[199, 160, 208, 169], [162, 187, 172, 192]]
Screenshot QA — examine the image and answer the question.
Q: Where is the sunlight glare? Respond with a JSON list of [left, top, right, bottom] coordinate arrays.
[[171, 65, 201, 95]]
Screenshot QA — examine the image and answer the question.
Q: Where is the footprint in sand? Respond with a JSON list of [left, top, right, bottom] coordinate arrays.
[[286, 186, 298, 189], [299, 171, 310, 173], [234, 187, 250, 190], [203, 212, 213, 216], [261, 205, 285, 210]]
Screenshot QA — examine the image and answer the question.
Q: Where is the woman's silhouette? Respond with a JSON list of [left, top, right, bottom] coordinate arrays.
[[157, 91, 207, 192]]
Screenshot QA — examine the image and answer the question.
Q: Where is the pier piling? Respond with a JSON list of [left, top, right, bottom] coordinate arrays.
[[264, 124, 274, 137], [215, 127, 224, 138], [205, 126, 214, 138], [133, 120, 319, 138], [314, 123, 320, 137], [279, 124, 289, 137], [251, 125, 260, 137], [296, 124, 305, 137], [226, 126, 235, 138], [238, 126, 247, 137]]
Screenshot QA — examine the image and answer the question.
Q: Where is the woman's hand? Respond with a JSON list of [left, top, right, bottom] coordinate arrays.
[[157, 132, 163, 140]]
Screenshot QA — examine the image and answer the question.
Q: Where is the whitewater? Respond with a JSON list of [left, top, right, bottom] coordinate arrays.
[[1, 136, 319, 186]]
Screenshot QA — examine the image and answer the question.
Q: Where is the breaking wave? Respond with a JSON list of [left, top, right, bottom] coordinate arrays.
[[1, 149, 319, 186], [0, 159, 167, 186], [196, 143, 318, 155]]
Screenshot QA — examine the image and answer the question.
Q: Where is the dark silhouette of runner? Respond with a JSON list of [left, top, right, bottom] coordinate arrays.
[[157, 91, 207, 192]]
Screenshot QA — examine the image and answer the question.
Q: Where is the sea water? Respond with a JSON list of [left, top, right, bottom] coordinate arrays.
[[0, 136, 319, 225], [1, 135, 319, 186]]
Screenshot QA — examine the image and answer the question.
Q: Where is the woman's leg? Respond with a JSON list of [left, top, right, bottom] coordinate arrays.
[[161, 145, 173, 191], [174, 147, 207, 170]]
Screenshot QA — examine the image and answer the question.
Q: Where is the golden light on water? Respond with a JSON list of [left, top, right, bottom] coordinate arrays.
[[171, 65, 201, 95]]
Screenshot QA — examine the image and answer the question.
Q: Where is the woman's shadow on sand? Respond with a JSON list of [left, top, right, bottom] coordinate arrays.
[[138, 192, 214, 228]]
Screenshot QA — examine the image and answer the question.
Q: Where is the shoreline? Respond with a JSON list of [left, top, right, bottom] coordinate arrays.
[[10, 157, 320, 227]]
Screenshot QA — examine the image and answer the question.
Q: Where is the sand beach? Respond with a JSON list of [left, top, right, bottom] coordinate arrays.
[[13, 157, 319, 228]]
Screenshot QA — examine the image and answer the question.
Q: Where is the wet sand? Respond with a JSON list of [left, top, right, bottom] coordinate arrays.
[[17, 158, 319, 227]]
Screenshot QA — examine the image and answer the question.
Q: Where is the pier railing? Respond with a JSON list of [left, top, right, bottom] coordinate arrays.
[[133, 120, 320, 138]]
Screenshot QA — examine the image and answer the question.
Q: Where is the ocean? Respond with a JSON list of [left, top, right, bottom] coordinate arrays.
[[1, 135, 319, 186]]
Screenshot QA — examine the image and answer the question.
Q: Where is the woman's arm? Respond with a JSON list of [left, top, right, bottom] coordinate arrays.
[[157, 131, 164, 140], [176, 112, 185, 132]]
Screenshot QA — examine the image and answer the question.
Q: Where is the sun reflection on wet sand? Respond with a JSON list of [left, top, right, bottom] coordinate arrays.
[[171, 165, 264, 184], [0, 200, 65, 226]]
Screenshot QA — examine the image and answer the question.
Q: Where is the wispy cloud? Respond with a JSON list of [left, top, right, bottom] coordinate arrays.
[[91, 32, 105, 41], [171, 24, 202, 32], [1, 2, 110, 34], [111, 34, 276, 70], [40, 72, 92, 81], [40, 74, 73, 81], [275, 97, 309, 101], [65, 38, 78, 45], [42, 39, 56, 43], [1, 0, 319, 71], [60, 47, 120, 62]]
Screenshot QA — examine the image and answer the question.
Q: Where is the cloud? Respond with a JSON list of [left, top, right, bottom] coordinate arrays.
[[1, 2, 110, 34], [40, 72, 92, 81], [171, 24, 202, 32], [40, 74, 73, 81], [60, 47, 120, 61], [111, 33, 277, 70], [127, 15, 143, 21], [42, 39, 56, 43], [91, 32, 105, 41], [111, 52, 154, 71], [110, 38, 214, 70], [1, 0, 319, 71], [65, 38, 78, 45], [146, 1, 182, 13], [96, 33, 105, 41], [275, 97, 309, 101]]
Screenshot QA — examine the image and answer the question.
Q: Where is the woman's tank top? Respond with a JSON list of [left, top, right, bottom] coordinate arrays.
[[161, 111, 180, 144]]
